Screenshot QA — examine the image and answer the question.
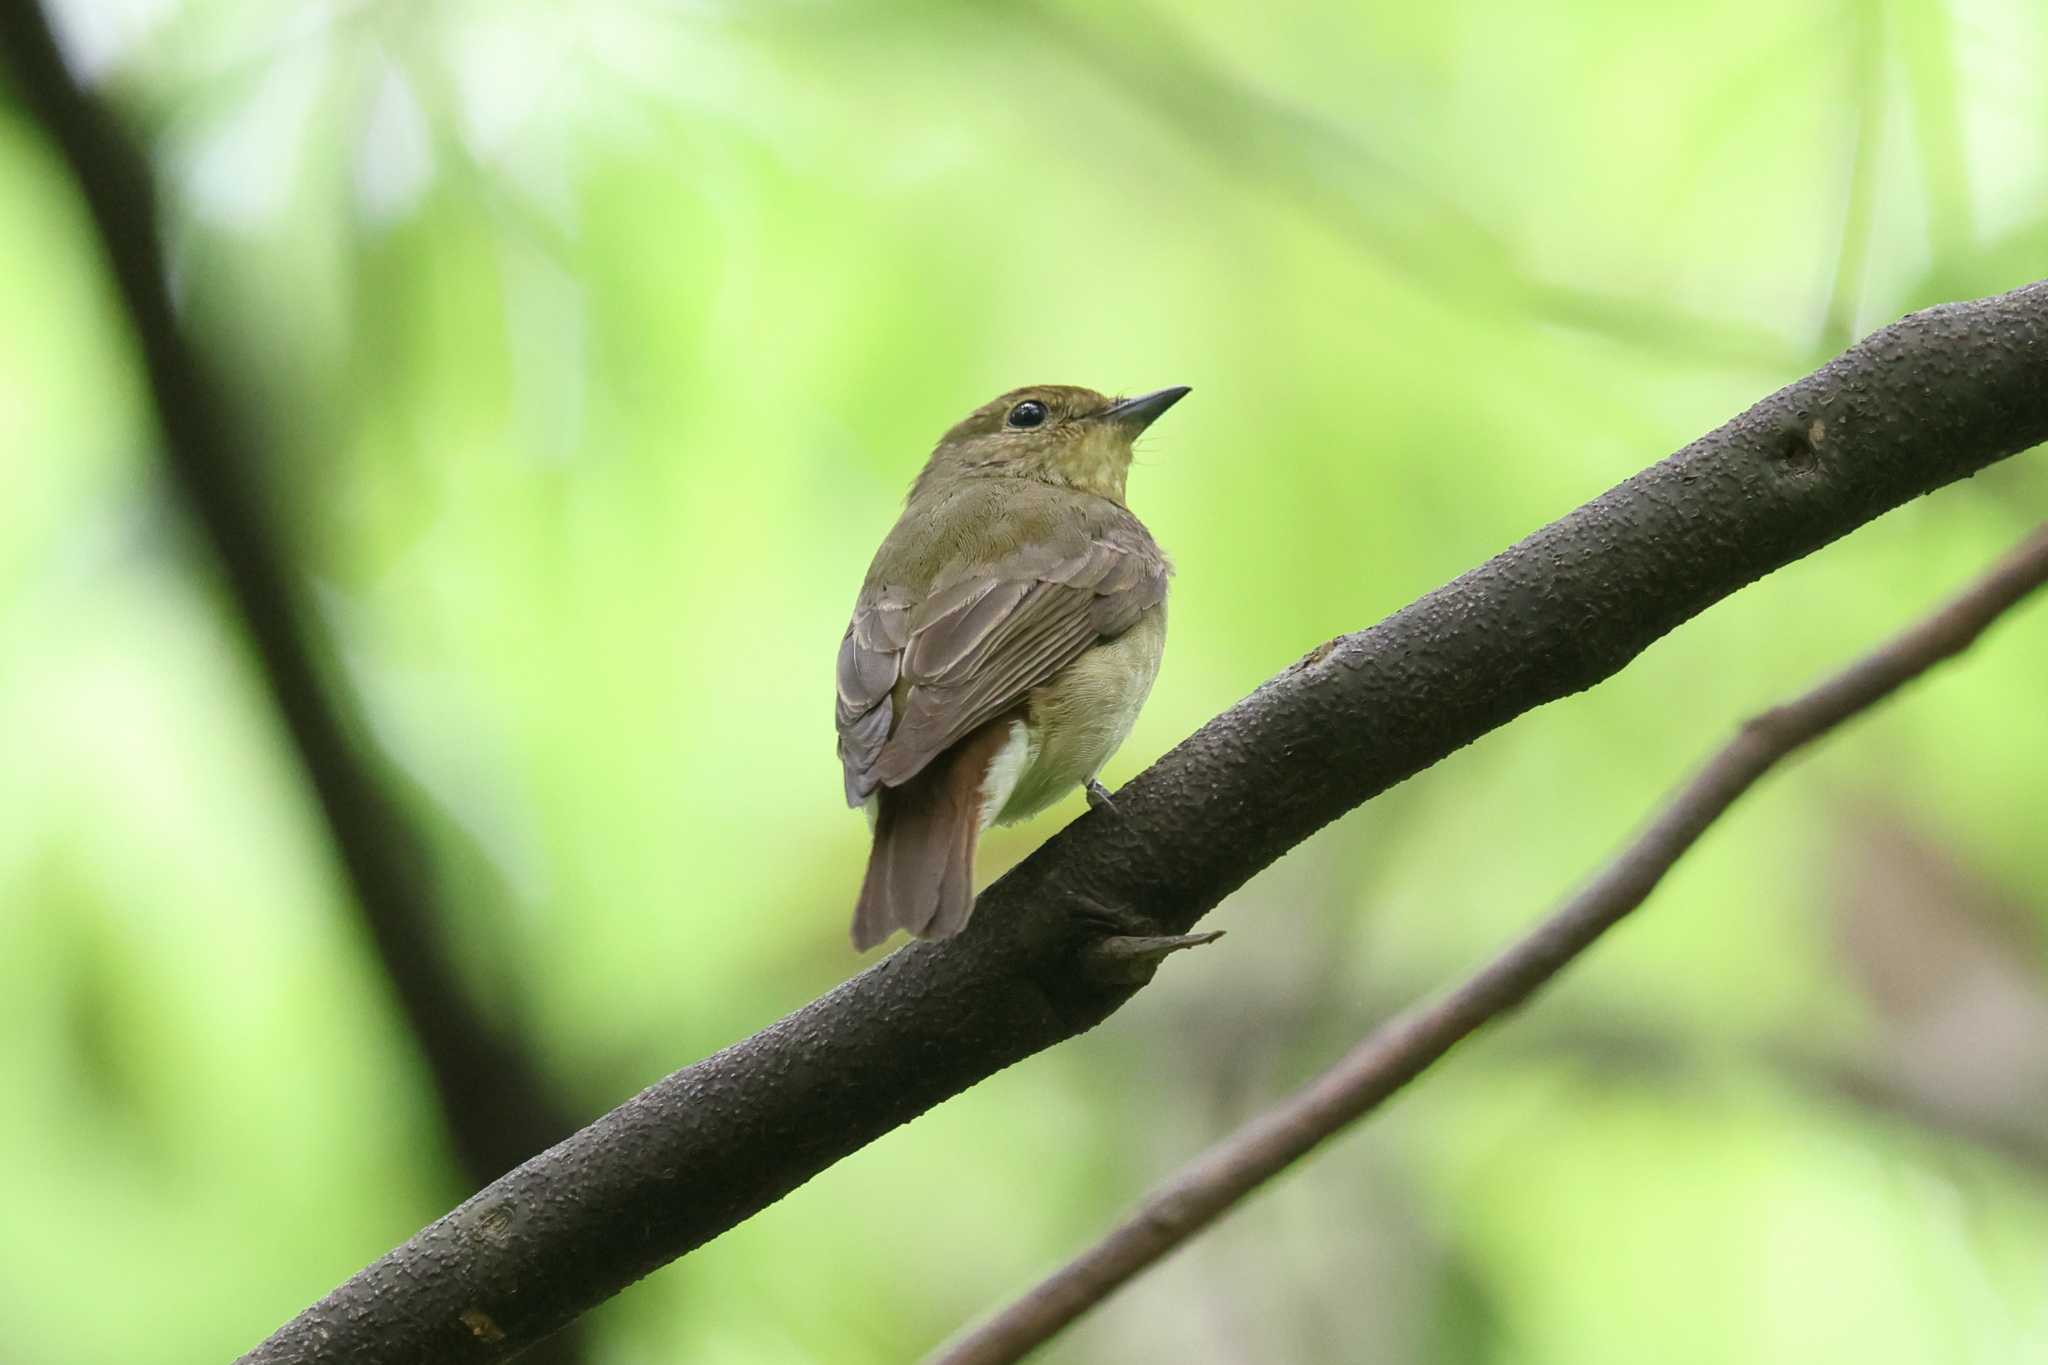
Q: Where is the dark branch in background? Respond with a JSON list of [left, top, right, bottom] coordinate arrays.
[[1478, 1008, 2048, 1185], [1539, 1025, 2048, 1183], [0, 5, 583, 1342], [933, 526, 2048, 1365], [9, 2, 2037, 1354], [235, 261, 2048, 1363], [1784, 1047, 2048, 1182], [8, 0, 2034, 1358]]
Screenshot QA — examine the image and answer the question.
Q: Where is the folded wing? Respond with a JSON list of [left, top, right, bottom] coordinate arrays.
[[835, 525, 1167, 805]]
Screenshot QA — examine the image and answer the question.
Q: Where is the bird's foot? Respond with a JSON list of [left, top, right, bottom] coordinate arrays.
[[1069, 891, 1137, 939], [1084, 776, 1164, 862], [1068, 889, 1223, 987]]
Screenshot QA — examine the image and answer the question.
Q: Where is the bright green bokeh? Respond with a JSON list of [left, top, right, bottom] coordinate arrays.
[[3, 1, 2046, 1361]]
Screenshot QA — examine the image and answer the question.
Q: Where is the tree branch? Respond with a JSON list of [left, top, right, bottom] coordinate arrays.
[[229, 266, 2048, 1363], [1548, 1023, 2048, 1187], [0, 0, 577, 1208], [16, 0, 2044, 1357], [933, 524, 2048, 1365]]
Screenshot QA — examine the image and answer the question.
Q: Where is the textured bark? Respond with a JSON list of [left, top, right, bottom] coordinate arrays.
[[233, 277, 2048, 1363], [935, 527, 2048, 1365]]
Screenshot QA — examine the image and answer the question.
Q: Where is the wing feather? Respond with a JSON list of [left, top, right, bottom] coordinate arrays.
[[904, 579, 1034, 681], [835, 518, 1166, 803]]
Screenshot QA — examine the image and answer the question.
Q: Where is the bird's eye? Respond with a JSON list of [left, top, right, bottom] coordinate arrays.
[[1006, 400, 1048, 429]]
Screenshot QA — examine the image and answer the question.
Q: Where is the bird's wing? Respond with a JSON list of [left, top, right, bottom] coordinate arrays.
[[835, 526, 1166, 805]]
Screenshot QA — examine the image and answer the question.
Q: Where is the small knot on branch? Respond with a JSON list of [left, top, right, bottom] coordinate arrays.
[[1766, 413, 1826, 476], [459, 1309, 506, 1344]]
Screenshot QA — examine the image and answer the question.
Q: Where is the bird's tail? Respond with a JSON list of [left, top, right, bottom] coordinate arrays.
[[850, 721, 1014, 951]]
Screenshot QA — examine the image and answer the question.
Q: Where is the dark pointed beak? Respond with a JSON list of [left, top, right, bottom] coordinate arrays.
[[1098, 385, 1191, 432]]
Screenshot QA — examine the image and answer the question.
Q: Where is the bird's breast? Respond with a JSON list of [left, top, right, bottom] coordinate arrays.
[[979, 604, 1167, 827]]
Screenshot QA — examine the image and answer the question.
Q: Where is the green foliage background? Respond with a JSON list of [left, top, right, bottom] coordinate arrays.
[[3, 1, 2046, 1360]]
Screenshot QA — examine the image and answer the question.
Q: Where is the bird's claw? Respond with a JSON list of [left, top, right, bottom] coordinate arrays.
[[1068, 891, 1137, 938]]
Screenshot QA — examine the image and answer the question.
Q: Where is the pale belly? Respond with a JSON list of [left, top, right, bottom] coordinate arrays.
[[979, 604, 1166, 827]]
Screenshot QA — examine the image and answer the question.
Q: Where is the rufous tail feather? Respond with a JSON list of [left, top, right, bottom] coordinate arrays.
[[850, 720, 1013, 951]]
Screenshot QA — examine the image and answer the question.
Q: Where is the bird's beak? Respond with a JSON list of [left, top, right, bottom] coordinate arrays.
[[1098, 386, 1191, 433]]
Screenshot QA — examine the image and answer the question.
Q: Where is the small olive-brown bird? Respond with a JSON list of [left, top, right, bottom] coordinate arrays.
[[836, 384, 1188, 950]]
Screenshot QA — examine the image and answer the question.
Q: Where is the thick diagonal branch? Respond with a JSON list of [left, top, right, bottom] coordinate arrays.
[[934, 524, 2048, 1365], [238, 269, 2048, 1363], [20, 0, 2045, 1358]]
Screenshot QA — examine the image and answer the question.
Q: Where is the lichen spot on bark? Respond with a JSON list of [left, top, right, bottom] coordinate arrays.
[[460, 1309, 506, 1343]]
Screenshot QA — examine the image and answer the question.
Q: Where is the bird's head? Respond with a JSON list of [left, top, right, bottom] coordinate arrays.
[[911, 384, 1190, 504]]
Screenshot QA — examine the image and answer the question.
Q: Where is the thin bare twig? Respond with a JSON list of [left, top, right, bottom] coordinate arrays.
[[239, 273, 2048, 1362], [13, 4, 2048, 1361], [933, 525, 2048, 1365]]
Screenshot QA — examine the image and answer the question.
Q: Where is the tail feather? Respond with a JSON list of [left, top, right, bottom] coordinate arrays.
[[850, 720, 1013, 951]]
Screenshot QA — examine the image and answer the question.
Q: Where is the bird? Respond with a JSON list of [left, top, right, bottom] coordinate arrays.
[[835, 384, 1189, 951]]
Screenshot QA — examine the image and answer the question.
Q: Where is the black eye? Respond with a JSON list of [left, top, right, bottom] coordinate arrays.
[[1006, 400, 1048, 429]]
